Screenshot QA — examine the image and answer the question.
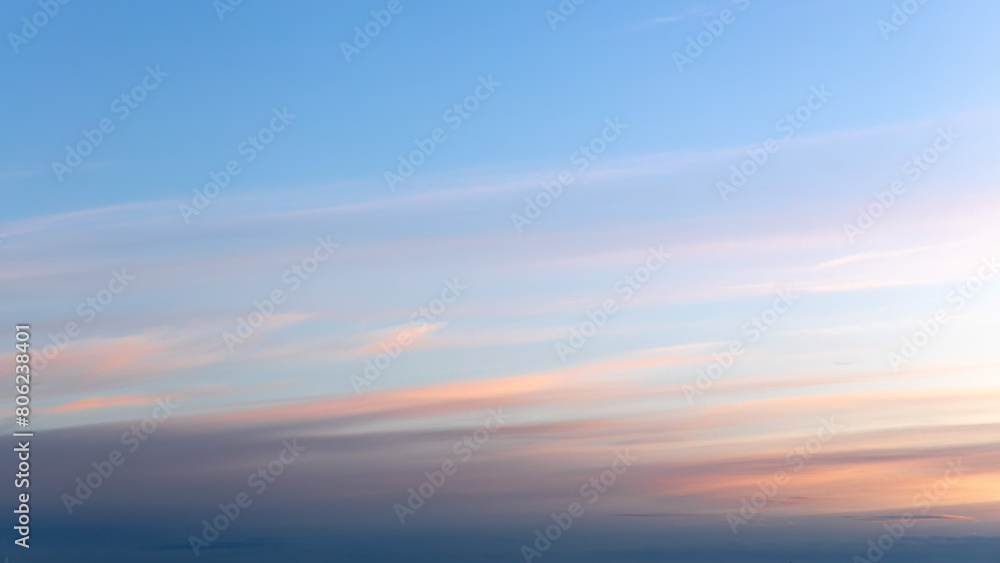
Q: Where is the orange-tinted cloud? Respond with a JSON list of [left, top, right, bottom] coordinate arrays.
[[46, 392, 158, 414]]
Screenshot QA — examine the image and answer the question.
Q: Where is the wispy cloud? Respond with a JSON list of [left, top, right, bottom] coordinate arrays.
[[634, 4, 711, 28]]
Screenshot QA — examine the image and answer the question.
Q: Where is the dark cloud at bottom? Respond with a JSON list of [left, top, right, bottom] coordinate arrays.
[[7, 420, 998, 562]]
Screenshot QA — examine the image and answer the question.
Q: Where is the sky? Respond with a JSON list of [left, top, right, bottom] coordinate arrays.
[[2, 0, 999, 561]]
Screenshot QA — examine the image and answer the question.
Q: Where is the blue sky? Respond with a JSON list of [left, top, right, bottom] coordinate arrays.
[[3, 1, 1000, 562], [4, 0, 1000, 217]]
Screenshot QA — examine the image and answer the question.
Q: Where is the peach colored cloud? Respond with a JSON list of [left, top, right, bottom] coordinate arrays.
[[46, 392, 158, 414], [355, 323, 436, 355]]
